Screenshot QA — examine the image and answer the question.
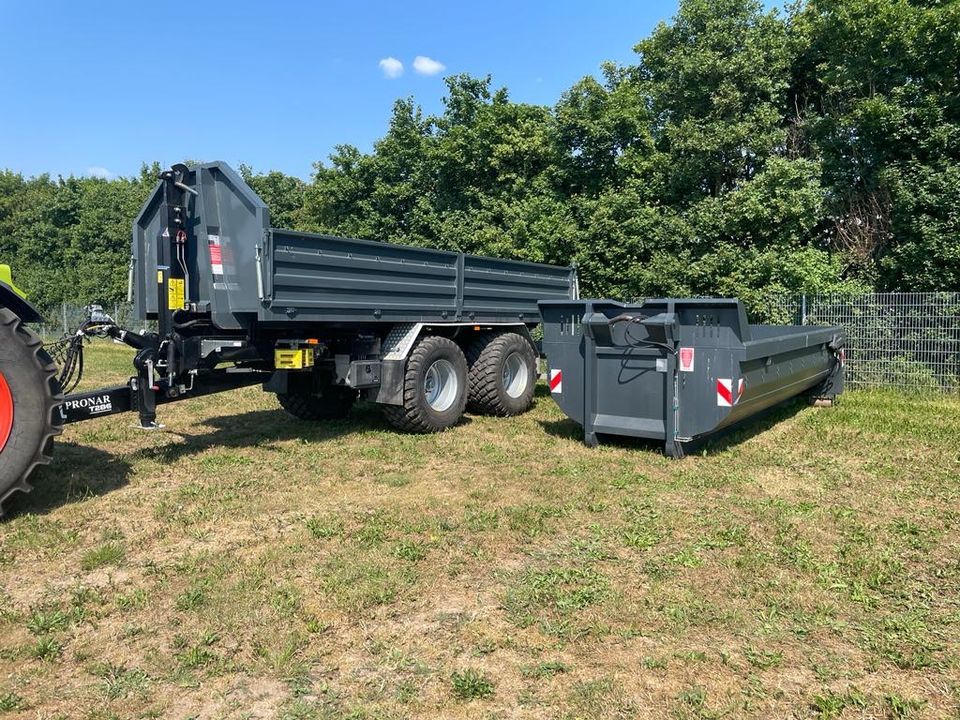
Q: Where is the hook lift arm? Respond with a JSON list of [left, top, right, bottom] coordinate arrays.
[[55, 166, 266, 428]]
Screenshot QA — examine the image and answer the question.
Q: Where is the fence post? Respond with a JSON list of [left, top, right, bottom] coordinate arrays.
[[800, 293, 807, 325], [62, 302, 68, 336]]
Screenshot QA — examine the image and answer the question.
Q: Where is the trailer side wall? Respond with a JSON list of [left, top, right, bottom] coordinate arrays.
[[133, 162, 575, 328]]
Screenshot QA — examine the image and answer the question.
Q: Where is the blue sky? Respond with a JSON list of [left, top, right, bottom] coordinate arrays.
[[0, 1, 678, 180]]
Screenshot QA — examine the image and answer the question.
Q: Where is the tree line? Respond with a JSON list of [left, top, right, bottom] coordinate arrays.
[[1, 0, 957, 313]]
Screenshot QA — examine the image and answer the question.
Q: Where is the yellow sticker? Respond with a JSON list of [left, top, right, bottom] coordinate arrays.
[[157, 270, 163, 284], [168, 278, 185, 310]]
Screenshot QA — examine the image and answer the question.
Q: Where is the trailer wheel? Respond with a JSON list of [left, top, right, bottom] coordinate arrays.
[[277, 386, 358, 421], [0, 308, 63, 512], [383, 335, 468, 433], [466, 332, 537, 416]]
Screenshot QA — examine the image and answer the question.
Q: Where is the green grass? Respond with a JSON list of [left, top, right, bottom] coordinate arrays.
[[80, 540, 125, 570], [0, 342, 958, 718], [450, 668, 495, 700], [0, 692, 24, 712]]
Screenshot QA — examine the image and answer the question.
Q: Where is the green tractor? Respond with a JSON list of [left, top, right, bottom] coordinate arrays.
[[0, 265, 62, 508]]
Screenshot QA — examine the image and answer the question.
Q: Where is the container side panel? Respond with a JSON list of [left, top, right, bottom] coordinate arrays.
[[678, 339, 835, 439], [539, 302, 589, 427], [722, 343, 832, 429], [266, 231, 459, 321], [463, 257, 574, 319], [591, 347, 667, 439]]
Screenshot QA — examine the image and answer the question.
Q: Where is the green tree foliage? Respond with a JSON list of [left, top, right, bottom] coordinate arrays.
[[1, 0, 955, 312], [791, 0, 960, 290], [0, 166, 157, 307], [239, 165, 308, 230]]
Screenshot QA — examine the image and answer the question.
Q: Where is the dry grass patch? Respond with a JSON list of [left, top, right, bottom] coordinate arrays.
[[0, 344, 957, 718]]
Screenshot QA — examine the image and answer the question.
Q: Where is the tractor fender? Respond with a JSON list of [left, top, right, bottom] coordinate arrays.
[[0, 281, 41, 324]]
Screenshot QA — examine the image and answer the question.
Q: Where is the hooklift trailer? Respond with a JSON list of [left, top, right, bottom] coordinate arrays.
[[0, 162, 577, 509]]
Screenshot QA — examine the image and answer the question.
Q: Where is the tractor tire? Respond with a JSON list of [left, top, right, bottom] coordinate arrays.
[[0, 307, 63, 512], [466, 331, 537, 416], [277, 386, 358, 421], [383, 335, 468, 433]]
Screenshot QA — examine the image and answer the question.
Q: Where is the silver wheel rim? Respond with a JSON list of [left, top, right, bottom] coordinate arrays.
[[423, 358, 458, 412], [502, 351, 529, 399]]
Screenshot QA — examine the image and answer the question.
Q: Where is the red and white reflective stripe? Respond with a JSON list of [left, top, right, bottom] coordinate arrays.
[[717, 378, 745, 407], [0, 371, 13, 452], [549, 369, 562, 393]]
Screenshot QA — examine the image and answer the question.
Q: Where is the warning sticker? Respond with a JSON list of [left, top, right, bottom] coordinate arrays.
[[679, 347, 695, 372], [549, 369, 563, 394], [717, 378, 745, 407], [168, 278, 185, 311], [209, 234, 224, 276]]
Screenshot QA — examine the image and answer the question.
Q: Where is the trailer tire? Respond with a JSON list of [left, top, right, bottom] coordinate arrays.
[[0, 307, 63, 512], [277, 387, 358, 421], [383, 335, 468, 433], [466, 332, 537, 416]]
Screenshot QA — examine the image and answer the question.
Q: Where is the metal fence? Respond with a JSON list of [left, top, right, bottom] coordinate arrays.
[[32, 294, 960, 394], [34, 302, 149, 342], [763, 293, 960, 393]]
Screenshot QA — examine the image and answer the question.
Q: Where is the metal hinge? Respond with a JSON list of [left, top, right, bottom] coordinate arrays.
[[127, 255, 136, 302]]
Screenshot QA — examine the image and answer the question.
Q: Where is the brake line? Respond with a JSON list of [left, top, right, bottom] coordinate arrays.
[[47, 320, 118, 394]]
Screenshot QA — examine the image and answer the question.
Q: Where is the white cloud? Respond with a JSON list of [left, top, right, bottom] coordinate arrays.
[[86, 166, 113, 179], [378, 57, 404, 78], [412, 56, 445, 76]]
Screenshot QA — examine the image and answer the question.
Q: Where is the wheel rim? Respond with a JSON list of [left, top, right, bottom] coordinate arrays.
[[423, 359, 458, 412], [0, 370, 13, 453], [502, 351, 529, 399]]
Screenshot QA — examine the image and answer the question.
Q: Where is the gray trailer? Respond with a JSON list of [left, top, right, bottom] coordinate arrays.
[[539, 298, 844, 457], [0, 162, 576, 506]]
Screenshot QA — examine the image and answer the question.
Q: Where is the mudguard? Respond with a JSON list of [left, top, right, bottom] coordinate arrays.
[[0, 265, 41, 323]]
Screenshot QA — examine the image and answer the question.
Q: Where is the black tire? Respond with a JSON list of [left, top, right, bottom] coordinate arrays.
[[277, 386, 358, 421], [466, 331, 537, 416], [0, 307, 63, 512], [383, 335, 468, 433]]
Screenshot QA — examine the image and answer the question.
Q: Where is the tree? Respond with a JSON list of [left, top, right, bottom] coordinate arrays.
[[239, 165, 309, 231], [2, 0, 956, 314], [791, 0, 960, 288]]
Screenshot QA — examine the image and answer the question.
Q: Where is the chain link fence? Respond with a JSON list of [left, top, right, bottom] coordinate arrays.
[[34, 294, 960, 394], [762, 292, 960, 393], [34, 302, 150, 342]]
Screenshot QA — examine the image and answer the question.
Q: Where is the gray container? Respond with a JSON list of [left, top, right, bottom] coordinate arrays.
[[132, 162, 576, 329], [539, 298, 844, 457]]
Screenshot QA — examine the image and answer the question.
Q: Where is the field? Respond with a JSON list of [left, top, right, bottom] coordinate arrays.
[[1, 342, 959, 719]]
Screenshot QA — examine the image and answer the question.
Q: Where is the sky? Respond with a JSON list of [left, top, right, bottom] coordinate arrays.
[[0, 1, 678, 181]]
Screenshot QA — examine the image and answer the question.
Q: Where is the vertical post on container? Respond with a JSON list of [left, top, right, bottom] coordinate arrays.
[[663, 299, 679, 459], [582, 301, 598, 447]]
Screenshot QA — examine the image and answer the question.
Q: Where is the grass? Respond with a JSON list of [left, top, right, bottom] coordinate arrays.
[[0, 341, 958, 718], [450, 668, 495, 701]]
